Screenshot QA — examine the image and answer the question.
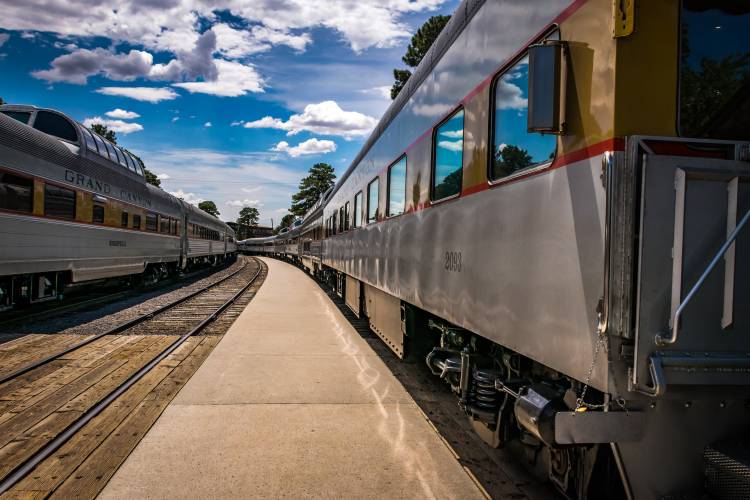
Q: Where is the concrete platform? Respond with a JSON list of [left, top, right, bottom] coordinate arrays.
[[99, 257, 486, 499]]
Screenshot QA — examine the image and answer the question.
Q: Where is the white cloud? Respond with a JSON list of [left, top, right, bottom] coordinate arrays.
[[495, 79, 527, 110], [362, 85, 391, 100], [168, 189, 204, 205], [156, 173, 171, 180], [0, 0, 446, 63], [230, 120, 245, 126], [83, 116, 144, 134], [411, 102, 453, 118], [439, 129, 463, 139], [171, 116, 179, 122], [173, 59, 263, 97], [271, 138, 337, 157], [96, 86, 179, 103], [138, 147, 304, 221], [106, 108, 140, 119], [212, 23, 310, 59], [226, 198, 261, 207], [243, 100, 376, 139], [204, 121, 212, 127], [437, 139, 463, 152], [0, 34, 9, 47]]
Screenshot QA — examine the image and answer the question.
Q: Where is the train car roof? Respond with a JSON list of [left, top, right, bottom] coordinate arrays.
[[0, 104, 147, 179], [240, 235, 278, 245], [325, 0, 480, 202]]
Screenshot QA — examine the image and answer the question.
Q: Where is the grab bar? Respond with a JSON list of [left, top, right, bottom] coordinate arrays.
[[656, 203, 750, 346]]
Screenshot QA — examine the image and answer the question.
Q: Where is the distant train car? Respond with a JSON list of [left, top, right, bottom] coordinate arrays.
[[0, 105, 235, 308], [261, 1, 750, 499]]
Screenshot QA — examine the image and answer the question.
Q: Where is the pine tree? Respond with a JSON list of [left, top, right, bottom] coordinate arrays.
[[391, 15, 451, 99], [290, 163, 335, 217]]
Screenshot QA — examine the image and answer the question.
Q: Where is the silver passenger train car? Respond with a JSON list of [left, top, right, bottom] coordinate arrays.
[[0, 105, 236, 309], [242, 0, 750, 498]]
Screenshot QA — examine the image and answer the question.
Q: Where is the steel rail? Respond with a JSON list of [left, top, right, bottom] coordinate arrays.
[[0, 259, 248, 386], [0, 257, 262, 495], [0, 260, 233, 330]]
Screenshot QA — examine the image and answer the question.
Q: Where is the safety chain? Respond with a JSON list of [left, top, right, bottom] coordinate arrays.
[[575, 326, 609, 411]]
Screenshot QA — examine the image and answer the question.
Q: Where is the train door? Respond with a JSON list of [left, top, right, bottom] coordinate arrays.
[[619, 142, 750, 498], [631, 151, 750, 395], [179, 203, 189, 270]]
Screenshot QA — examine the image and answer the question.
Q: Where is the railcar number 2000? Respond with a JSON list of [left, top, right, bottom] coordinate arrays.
[[444, 251, 462, 272]]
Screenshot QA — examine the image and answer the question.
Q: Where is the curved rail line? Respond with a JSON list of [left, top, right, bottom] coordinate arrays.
[[0, 259, 249, 386], [0, 256, 263, 494]]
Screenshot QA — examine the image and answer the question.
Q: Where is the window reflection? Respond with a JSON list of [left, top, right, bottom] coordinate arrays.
[[491, 56, 556, 180], [680, 1, 750, 140], [367, 178, 379, 222], [433, 109, 464, 200], [388, 156, 407, 216], [354, 191, 363, 227]]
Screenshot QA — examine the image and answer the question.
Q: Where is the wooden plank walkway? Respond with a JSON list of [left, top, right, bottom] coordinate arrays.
[[0, 333, 227, 499]]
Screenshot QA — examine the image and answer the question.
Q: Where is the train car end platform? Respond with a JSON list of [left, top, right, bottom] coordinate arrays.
[[98, 257, 487, 499]]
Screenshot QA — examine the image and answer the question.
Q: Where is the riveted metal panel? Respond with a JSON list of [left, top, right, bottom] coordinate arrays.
[[364, 283, 404, 358], [345, 275, 361, 317]]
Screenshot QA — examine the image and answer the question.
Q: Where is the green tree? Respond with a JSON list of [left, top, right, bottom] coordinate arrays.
[[275, 213, 296, 233], [391, 15, 451, 99], [198, 200, 220, 217], [680, 53, 750, 138], [492, 144, 532, 179], [90, 123, 117, 143], [236, 206, 260, 239], [290, 162, 336, 217], [143, 168, 161, 188], [0, 97, 4, 105], [238, 206, 260, 226]]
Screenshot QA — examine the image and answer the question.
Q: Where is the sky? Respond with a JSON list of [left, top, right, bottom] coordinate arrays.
[[0, 0, 459, 226]]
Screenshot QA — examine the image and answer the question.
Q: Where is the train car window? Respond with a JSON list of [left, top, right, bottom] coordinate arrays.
[[344, 202, 350, 231], [133, 214, 141, 229], [44, 184, 76, 219], [339, 207, 344, 232], [387, 156, 407, 216], [679, 1, 750, 140], [104, 141, 118, 163], [175, 219, 181, 236], [490, 56, 556, 181], [80, 127, 98, 152], [92, 203, 105, 224], [367, 177, 379, 223], [33, 112, 78, 143], [0, 172, 34, 212], [122, 211, 129, 228], [432, 108, 464, 201], [92, 133, 109, 159], [114, 147, 127, 168], [159, 215, 170, 233], [1, 111, 31, 124], [123, 151, 136, 171], [353, 191, 363, 227], [145, 212, 158, 231]]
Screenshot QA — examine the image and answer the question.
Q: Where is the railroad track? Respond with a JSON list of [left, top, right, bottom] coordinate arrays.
[[0, 259, 238, 333], [0, 256, 266, 497]]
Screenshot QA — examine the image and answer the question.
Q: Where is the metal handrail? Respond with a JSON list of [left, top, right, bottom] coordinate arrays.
[[656, 206, 750, 346]]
